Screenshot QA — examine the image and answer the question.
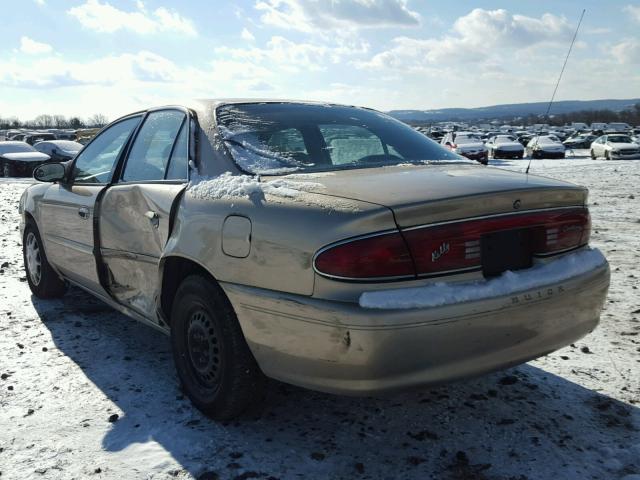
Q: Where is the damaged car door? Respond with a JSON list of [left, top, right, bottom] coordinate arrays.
[[38, 116, 141, 296], [98, 108, 190, 321]]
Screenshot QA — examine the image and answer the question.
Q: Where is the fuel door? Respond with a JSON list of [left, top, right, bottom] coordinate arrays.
[[222, 215, 252, 258]]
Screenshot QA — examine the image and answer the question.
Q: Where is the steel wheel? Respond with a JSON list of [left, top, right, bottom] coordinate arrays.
[[186, 307, 223, 389], [25, 231, 42, 286]]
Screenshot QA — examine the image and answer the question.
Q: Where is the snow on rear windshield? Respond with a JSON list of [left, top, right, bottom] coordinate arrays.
[[216, 103, 465, 175]]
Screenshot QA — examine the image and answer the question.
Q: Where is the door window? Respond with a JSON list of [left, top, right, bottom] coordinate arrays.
[[122, 110, 186, 182], [71, 116, 140, 184], [165, 121, 189, 180]]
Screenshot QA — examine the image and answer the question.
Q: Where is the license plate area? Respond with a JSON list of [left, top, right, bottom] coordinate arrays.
[[481, 228, 532, 278]]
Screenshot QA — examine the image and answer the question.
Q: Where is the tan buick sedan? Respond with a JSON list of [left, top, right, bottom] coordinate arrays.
[[20, 100, 610, 419]]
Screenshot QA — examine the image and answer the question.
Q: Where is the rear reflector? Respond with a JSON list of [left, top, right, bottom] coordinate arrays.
[[314, 207, 590, 281]]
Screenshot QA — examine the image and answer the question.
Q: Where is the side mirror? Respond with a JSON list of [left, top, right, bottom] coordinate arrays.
[[34, 162, 66, 183]]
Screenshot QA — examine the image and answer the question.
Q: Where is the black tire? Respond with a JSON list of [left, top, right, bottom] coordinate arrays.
[[605, 150, 610, 160], [590, 149, 596, 159], [170, 274, 265, 420], [23, 221, 67, 299]]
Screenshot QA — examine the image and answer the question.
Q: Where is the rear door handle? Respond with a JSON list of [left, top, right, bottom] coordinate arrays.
[[78, 207, 90, 219]]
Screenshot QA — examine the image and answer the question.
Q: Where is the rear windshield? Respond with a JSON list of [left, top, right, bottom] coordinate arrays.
[[455, 135, 481, 143], [216, 103, 465, 174]]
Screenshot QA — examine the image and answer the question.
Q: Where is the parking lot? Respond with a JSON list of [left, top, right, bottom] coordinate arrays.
[[0, 153, 638, 480]]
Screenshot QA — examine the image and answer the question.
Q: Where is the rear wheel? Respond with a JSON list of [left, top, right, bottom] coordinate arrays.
[[605, 150, 610, 160], [170, 275, 265, 420], [23, 222, 67, 298], [590, 149, 596, 159]]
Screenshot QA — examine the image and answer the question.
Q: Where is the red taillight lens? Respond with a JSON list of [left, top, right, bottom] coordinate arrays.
[[314, 208, 590, 281], [404, 208, 591, 277], [314, 232, 415, 280]]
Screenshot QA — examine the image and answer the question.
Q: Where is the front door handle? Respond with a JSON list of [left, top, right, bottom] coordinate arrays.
[[78, 207, 90, 219], [144, 210, 160, 229]]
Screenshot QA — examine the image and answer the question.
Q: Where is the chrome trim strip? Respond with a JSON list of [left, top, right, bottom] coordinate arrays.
[[402, 206, 586, 232]]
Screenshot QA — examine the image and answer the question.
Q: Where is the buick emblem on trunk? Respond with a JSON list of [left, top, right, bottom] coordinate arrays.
[[513, 199, 521, 210], [432, 242, 450, 262]]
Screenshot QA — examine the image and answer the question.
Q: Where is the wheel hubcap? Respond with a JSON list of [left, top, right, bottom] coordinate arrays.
[[186, 308, 221, 388], [25, 232, 42, 286]]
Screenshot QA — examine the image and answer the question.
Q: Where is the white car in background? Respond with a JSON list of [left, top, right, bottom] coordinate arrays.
[[485, 135, 525, 159], [590, 134, 640, 160], [0, 141, 51, 177], [441, 132, 488, 164], [526, 136, 566, 159]]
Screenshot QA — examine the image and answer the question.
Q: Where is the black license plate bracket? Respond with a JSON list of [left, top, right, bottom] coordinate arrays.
[[481, 228, 532, 278]]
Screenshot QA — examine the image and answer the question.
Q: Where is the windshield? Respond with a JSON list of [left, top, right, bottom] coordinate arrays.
[[496, 136, 517, 143], [0, 142, 36, 154], [216, 103, 464, 174], [52, 140, 82, 151], [455, 135, 481, 144], [608, 135, 632, 143]]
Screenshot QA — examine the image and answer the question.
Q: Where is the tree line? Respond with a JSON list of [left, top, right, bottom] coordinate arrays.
[[0, 113, 109, 130], [523, 103, 640, 127]]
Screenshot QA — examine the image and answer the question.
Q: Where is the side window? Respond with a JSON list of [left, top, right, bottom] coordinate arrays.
[[319, 125, 385, 165], [122, 110, 186, 182], [165, 121, 188, 180], [72, 116, 140, 184]]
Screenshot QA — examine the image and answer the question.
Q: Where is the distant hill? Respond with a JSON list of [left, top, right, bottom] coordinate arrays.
[[388, 98, 640, 122]]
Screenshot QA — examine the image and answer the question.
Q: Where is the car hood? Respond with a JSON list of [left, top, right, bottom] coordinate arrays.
[[277, 164, 586, 227], [495, 142, 523, 149], [1, 152, 50, 162], [456, 142, 485, 150]]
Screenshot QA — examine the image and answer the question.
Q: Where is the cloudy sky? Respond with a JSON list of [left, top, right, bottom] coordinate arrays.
[[1, 0, 639, 121]]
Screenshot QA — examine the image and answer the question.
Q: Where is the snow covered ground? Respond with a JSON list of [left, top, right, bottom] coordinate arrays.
[[1, 155, 639, 480]]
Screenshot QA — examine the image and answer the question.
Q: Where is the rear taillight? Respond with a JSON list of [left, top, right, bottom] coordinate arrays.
[[404, 207, 590, 277], [314, 208, 590, 281], [314, 232, 415, 280]]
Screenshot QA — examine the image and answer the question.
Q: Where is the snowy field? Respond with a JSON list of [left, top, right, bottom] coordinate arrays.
[[1, 154, 639, 480]]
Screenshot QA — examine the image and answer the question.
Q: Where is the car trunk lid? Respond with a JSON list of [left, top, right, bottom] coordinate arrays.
[[278, 164, 587, 228]]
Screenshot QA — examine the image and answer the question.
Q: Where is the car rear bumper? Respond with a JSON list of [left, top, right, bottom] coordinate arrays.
[[222, 253, 609, 395], [493, 149, 523, 158]]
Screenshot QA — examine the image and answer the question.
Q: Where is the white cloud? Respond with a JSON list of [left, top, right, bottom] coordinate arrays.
[[623, 4, 640, 23], [241, 28, 256, 42], [216, 36, 368, 72], [34, 0, 46, 5], [255, 0, 420, 32], [612, 38, 640, 64], [67, 0, 197, 36], [358, 8, 573, 71], [19, 36, 53, 55]]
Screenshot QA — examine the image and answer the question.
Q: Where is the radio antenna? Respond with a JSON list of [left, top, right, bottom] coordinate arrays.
[[526, 8, 586, 174]]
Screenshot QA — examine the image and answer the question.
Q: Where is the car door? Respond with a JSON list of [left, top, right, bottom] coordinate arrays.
[[98, 108, 191, 319], [39, 115, 142, 296]]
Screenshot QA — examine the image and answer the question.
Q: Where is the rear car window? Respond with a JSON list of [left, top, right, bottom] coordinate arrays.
[[216, 103, 465, 175]]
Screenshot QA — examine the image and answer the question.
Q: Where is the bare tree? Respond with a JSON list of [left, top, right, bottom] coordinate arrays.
[[86, 114, 109, 128]]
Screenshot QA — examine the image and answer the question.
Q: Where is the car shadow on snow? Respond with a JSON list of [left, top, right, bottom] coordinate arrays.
[[32, 287, 639, 480]]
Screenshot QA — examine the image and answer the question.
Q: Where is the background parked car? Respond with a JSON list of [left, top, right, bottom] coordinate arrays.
[[563, 134, 597, 149], [526, 135, 566, 159], [24, 132, 57, 145], [440, 131, 488, 164], [34, 140, 83, 161], [485, 134, 525, 159], [0, 141, 50, 177], [590, 134, 640, 159]]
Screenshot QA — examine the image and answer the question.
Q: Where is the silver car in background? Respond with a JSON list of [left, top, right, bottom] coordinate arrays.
[[20, 100, 610, 419]]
